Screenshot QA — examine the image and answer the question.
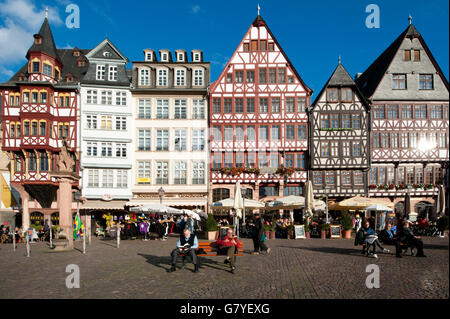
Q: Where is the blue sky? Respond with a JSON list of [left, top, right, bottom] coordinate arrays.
[[0, 0, 448, 94]]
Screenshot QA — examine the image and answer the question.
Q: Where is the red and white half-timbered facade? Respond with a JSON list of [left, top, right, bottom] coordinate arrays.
[[209, 15, 312, 205]]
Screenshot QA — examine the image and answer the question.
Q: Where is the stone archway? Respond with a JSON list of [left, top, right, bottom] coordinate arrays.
[[395, 201, 405, 217], [30, 211, 44, 226], [415, 201, 433, 220]]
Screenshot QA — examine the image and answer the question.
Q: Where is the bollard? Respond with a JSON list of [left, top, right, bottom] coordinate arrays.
[[116, 225, 120, 249], [26, 233, 30, 257], [83, 226, 86, 254], [13, 221, 16, 252], [49, 226, 53, 248], [88, 215, 91, 245]]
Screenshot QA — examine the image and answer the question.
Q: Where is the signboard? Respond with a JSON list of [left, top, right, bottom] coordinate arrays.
[[220, 226, 230, 240], [137, 178, 151, 184], [294, 225, 305, 239], [330, 225, 341, 238]]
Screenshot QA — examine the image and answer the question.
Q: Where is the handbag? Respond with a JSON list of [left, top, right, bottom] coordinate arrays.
[[261, 233, 266, 242]]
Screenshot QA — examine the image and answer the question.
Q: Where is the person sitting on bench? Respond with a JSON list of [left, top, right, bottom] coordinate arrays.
[[362, 220, 389, 258], [379, 222, 402, 257], [398, 220, 426, 257], [215, 228, 242, 274], [169, 228, 199, 273]]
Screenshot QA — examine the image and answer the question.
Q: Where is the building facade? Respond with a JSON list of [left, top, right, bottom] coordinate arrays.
[[209, 14, 312, 206], [129, 49, 210, 210], [0, 18, 86, 227], [309, 63, 371, 200], [356, 22, 449, 219], [79, 39, 133, 211]]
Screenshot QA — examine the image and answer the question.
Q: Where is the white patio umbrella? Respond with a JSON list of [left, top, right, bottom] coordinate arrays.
[[130, 203, 182, 215], [193, 209, 208, 219], [304, 181, 314, 222], [211, 198, 265, 209], [365, 204, 393, 231], [233, 182, 244, 219], [266, 195, 305, 210], [182, 209, 201, 221]]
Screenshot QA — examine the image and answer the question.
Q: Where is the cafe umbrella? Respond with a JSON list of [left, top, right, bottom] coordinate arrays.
[[364, 204, 393, 231], [436, 185, 446, 217], [233, 182, 244, 237], [130, 203, 183, 215], [404, 192, 411, 220], [304, 181, 314, 223]]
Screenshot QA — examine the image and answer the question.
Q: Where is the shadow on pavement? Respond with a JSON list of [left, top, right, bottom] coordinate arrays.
[[423, 243, 449, 250], [279, 245, 365, 256], [138, 253, 231, 273]]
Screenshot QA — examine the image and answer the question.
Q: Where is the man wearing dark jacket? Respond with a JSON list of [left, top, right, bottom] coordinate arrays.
[[398, 220, 426, 257], [252, 212, 270, 255], [169, 228, 199, 272]]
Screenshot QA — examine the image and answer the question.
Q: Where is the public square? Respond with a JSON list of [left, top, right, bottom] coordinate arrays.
[[0, 236, 448, 299]]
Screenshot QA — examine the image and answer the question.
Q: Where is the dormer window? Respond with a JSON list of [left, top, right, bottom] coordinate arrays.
[[73, 50, 80, 57], [96, 65, 106, 80], [193, 52, 201, 62], [55, 69, 60, 79], [177, 53, 185, 62], [108, 65, 118, 81], [175, 69, 186, 86], [78, 60, 85, 67], [145, 52, 152, 61], [66, 76, 74, 82], [32, 61, 40, 73], [34, 35, 42, 45], [161, 53, 168, 62]]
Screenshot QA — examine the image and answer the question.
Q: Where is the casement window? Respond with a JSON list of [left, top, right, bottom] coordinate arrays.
[[391, 133, 399, 148], [193, 52, 201, 62], [87, 90, 97, 104], [32, 62, 40, 73], [156, 129, 169, 151], [224, 126, 233, 141], [259, 126, 268, 140], [268, 42, 275, 51], [259, 186, 279, 197], [321, 142, 330, 157], [161, 53, 169, 62], [414, 105, 427, 119], [260, 40, 267, 51], [224, 152, 233, 168], [212, 153, 222, 169], [108, 66, 118, 81], [158, 69, 168, 86], [330, 114, 339, 128], [278, 69, 286, 84], [175, 69, 186, 86], [10, 124, 15, 138], [23, 92, 30, 103], [374, 105, 385, 119], [381, 133, 389, 148], [286, 98, 295, 113], [285, 154, 294, 167], [369, 168, 377, 185], [341, 88, 352, 102], [235, 70, 243, 83], [40, 92, 47, 103], [193, 69, 203, 86], [401, 133, 409, 148], [251, 40, 258, 51], [259, 98, 268, 113], [87, 142, 98, 156], [419, 74, 433, 90], [102, 170, 113, 188], [286, 125, 295, 140], [32, 92, 38, 103], [246, 126, 255, 141], [320, 114, 329, 129], [401, 105, 412, 119], [174, 129, 187, 151], [16, 124, 21, 138], [430, 105, 442, 119], [352, 142, 361, 156], [116, 170, 128, 188], [137, 161, 151, 184], [43, 64, 52, 76], [86, 115, 97, 129], [192, 99, 205, 119], [226, 74, 233, 83], [39, 152, 49, 171], [297, 153, 306, 170], [88, 169, 99, 187], [438, 133, 447, 148], [271, 98, 280, 113], [406, 167, 414, 184], [213, 99, 222, 113], [415, 167, 424, 184], [298, 98, 306, 112], [101, 143, 113, 157], [31, 122, 38, 135], [327, 89, 338, 102], [425, 167, 434, 184], [298, 125, 307, 140], [342, 171, 351, 185], [140, 69, 150, 86], [115, 117, 126, 130], [270, 153, 279, 168], [224, 98, 232, 113], [269, 68, 276, 84], [96, 65, 106, 80], [145, 52, 152, 61], [138, 99, 151, 119], [243, 43, 250, 52], [192, 161, 205, 185], [101, 91, 112, 105], [378, 167, 386, 184], [352, 114, 361, 129], [39, 122, 46, 136], [342, 142, 350, 157], [235, 126, 244, 141], [271, 125, 280, 140], [325, 171, 335, 185], [404, 50, 411, 61], [138, 129, 151, 151], [330, 142, 339, 157], [392, 74, 407, 90], [258, 153, 268, 168], [246, 98, 255, 113], [212, 126, 221, 142], [410, 133, 418, 148], [115, 91, 126, 105], [387, 105, 399, 119], [235, 98, 243, 113], [313, 171, 323, 185], [397, 167, 405, 184], [354, 171, 364, 185], [288, 76, 295, 84], [259, 69, 267, 84], [413, 50, 420, 61], [28, 152, 37, 171], [372, 133, 380, 148], [387, 167, 395, 185], [342, 114, 350, 129], [116, 143, 127, 157], [174, 162, 187, 184], [156, 99, 169, 119], [192, 129, 205, 151], [174, 99, 187, 119], [246, 153, 256, 168], [177, 53, 185, 62], [246, 71, 254, 83]]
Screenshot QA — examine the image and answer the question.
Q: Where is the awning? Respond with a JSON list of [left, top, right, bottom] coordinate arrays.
[[81, 200, 128, 211], [125, 198, 207, 208]]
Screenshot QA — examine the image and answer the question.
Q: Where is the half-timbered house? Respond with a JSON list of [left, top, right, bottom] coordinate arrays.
[[310, 62, 371, 199], [209, 13, 312, 206], [356, 20, 449, 219]]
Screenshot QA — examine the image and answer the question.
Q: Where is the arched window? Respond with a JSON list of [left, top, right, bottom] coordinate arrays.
[[213, 188, 230, 203]]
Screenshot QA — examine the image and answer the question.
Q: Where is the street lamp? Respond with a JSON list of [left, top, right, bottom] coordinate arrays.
[[158, 187, 165, 204]]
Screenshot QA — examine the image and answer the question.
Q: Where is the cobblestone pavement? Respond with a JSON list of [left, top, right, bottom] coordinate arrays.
[[0, 236, 448, 299]]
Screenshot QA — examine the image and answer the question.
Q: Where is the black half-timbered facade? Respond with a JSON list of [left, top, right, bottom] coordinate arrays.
[[356, 21, 449, 218], [310, 63, 371, 199]]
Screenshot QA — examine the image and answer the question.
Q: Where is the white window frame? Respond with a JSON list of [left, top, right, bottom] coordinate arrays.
[[140, 68, 150, 86], [138, 99, 151, 119], [158, 69, 168, 86], [108, 65, 118, 81], [115, 91, 127, 106], [138, 129, 151, 151], [87, 90, 98, 104], [175, 69, 186, 86], [137, 161, 151, 184], [192, 99, 205, 119], [193, 69, 203, 86], [96, 65, 106, 80], [192, 129, 205, 151]]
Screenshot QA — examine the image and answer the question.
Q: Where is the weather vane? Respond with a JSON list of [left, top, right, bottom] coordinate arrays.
[[45, 7, 48, 19], [257, 4, 260, 16], [408, 14, 412, 25], [338, 55, 341, 64]]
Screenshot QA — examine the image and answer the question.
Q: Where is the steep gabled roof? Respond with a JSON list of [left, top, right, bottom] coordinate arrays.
[[312, 62, 370, 111], [26, 18, 60, 63], [356, 23, 449, 99]]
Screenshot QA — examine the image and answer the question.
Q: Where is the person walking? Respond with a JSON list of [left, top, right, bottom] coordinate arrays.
[[252, 212, 270, 255]]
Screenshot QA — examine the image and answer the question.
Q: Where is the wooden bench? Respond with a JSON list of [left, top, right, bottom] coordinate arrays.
[[361, 241, 414, 256], [179, 241, 244, 268]]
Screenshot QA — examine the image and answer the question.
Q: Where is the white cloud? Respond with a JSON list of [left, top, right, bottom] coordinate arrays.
[[0, 0, 63, 77], [191, 5, 201, 14]]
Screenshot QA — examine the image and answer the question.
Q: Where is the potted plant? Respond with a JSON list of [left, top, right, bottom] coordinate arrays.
[[320, 223, 330, 239], [287, 224, 295, 239], [341, 210, 353, 239], [304, 220, 310, 238], [205, 214, 219, 241], [263, 224, 272, 239]]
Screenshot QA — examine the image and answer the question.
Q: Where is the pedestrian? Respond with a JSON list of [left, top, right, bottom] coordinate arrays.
[[252, 212, 270, 255]]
